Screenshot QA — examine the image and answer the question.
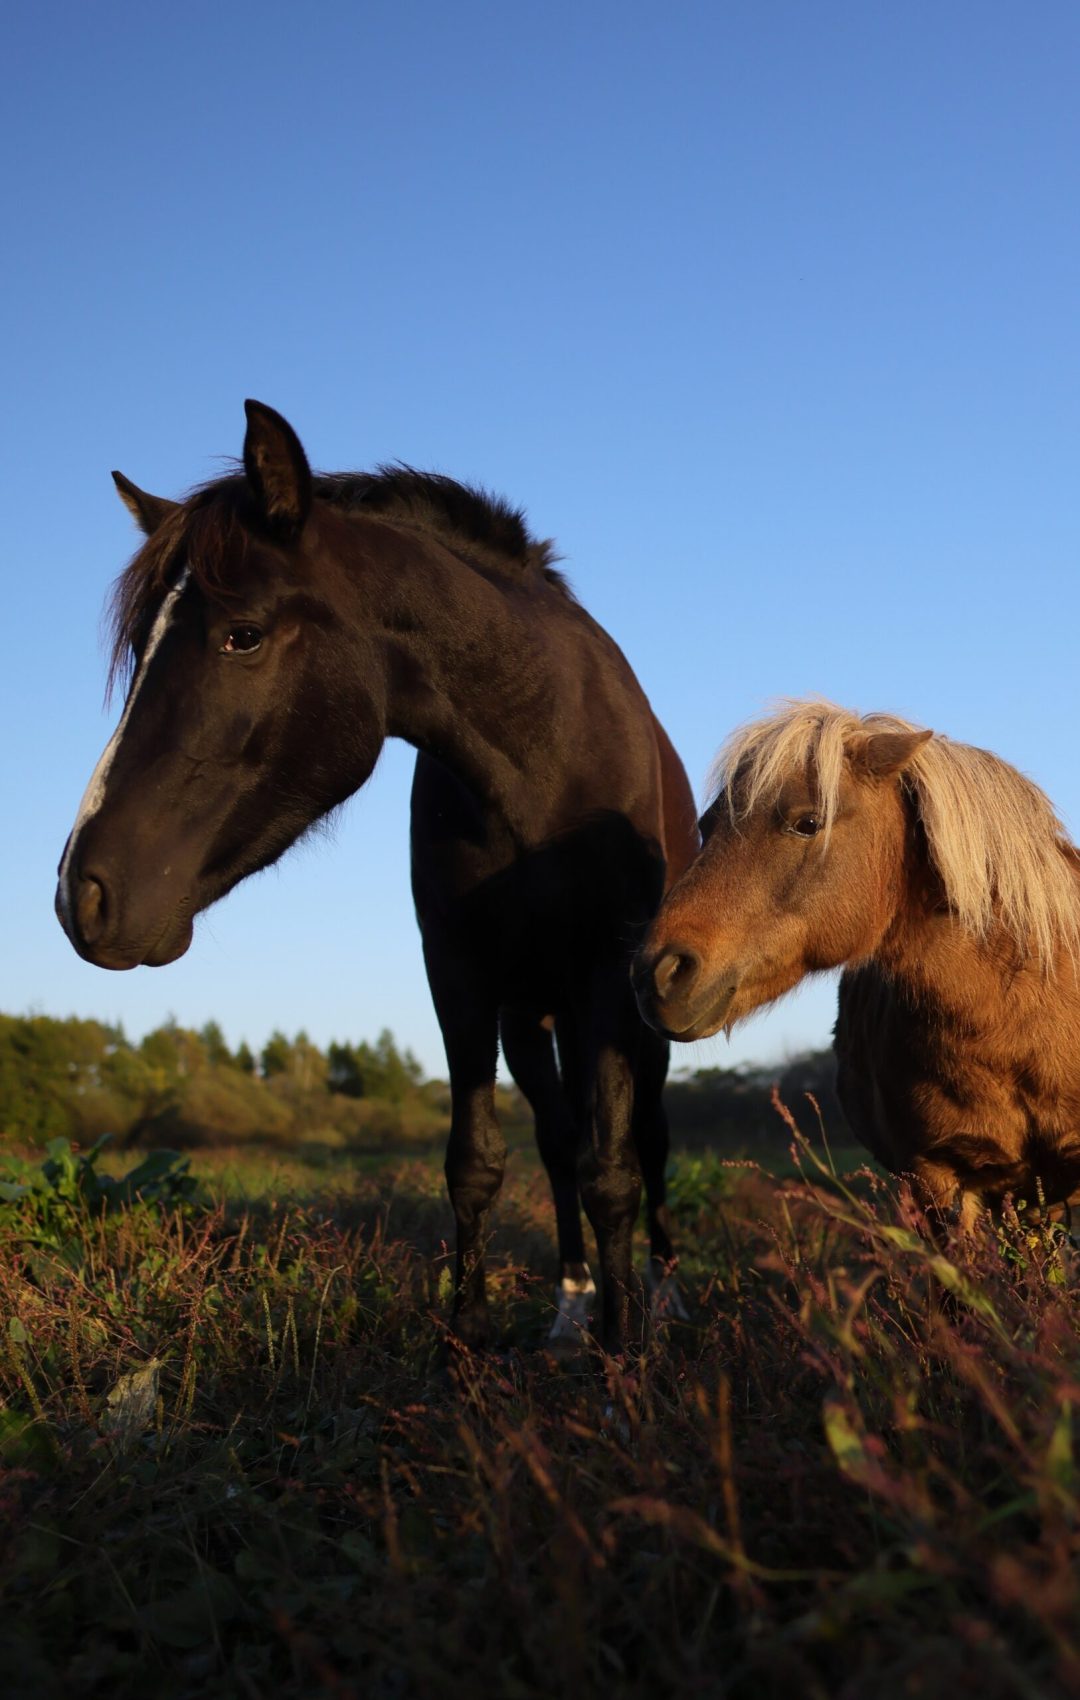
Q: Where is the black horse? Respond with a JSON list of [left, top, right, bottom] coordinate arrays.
[[56, 402, 698, 1352]]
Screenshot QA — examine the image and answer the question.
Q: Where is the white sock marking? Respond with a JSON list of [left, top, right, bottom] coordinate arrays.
[[547, 1268, 597, 1342]]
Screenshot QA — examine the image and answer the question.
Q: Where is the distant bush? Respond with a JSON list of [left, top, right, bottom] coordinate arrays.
[[0, 1013, 450, 1154], [0, 1010, 847, 1160], [665, 1046, 844, 1152]]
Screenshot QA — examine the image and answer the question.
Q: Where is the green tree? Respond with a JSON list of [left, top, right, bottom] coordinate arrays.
[[327, 1040, 365, 1098], [233, 1040, 256, 1075], [140, 1019, 208, 1080], [261, 1030, 292, 1078], [326, 1030, 425, 1102], [200, 1020, 232, 1068]]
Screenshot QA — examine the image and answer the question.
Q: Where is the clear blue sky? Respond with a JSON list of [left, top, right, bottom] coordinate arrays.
[[3, 2, 1079, 1078]]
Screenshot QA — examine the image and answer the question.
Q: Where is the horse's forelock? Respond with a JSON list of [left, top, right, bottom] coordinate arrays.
[[105, 488, 247, 702]]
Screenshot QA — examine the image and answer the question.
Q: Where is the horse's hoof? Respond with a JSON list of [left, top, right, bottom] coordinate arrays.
[[546, 1270, 597, 1346]]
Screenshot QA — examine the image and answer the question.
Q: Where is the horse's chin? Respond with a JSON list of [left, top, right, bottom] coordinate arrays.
[[142, 914, 195, 967]]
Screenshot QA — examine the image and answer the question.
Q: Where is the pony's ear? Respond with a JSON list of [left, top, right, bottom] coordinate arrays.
[[111, 472, 179, 536], [856, 728, 933, 779], [242, 399, 312, 539]]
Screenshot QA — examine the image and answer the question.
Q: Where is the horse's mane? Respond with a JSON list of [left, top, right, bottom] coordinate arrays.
[[709, 698, 1080, 967], [314, 468, 565, 584], [107, 467, 568, 696]]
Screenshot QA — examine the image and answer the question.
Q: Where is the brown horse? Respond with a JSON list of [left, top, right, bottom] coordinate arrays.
[[56, 401, 699, 1352], [634, 699, 1080, 1227]]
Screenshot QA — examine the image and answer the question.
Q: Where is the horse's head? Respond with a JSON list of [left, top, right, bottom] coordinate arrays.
[[57, 402, 387, 969], [633, 716, 932, 1040]]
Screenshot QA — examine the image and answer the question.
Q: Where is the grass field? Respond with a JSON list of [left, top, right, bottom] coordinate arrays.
[[1, 1109, 1078, 1700]]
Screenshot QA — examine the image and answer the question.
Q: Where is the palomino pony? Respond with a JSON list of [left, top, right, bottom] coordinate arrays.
[[56, 401, 698, 1352], [634, 700, 1080, 1227]]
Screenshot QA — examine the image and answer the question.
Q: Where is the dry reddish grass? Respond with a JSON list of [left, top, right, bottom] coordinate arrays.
[[1, 1122, 1078, 1700]]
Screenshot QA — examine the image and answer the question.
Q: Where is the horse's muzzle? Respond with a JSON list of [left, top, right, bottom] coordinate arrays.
[[55, 866, 194, 970]]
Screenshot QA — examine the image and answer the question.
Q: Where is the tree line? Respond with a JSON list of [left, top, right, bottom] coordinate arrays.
[[0, 1009, 842, 1155], [0, 1014, 447, 1152]]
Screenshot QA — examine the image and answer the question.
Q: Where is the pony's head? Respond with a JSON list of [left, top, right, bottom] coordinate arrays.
[[56, 402, 387, 969], [634, 699, 1080, 1041], [633, 702, 931, 1038]]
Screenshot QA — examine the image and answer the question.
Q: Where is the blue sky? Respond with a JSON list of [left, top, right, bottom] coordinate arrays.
[[3, 2, 1079, 1077]]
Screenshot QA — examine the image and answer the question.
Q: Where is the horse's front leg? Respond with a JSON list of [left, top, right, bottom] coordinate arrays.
[[428, 960, 504, 1348], [633, 1023, 689, 1322]]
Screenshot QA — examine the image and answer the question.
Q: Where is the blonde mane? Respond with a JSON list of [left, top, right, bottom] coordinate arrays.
[[709, 699, 1080, 967]]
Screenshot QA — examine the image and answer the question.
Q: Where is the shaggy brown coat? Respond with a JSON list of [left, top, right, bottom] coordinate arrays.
[[634, 700, 1080, 1224]]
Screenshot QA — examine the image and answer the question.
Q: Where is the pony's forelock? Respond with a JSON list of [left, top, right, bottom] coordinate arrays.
[[709, 698, 1080, 968]]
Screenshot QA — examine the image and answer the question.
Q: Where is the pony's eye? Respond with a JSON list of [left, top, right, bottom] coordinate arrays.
[[790, 813, 822, 838], [221, 625, 263, 655]]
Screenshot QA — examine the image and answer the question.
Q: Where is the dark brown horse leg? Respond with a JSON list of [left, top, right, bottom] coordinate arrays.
[[499, 1008, 588, 1278], [429, 966, 505, 1349], [632, 1026, 688, 1321], [632, 1025, 675, 1272], [571, 979, 643, 1356]]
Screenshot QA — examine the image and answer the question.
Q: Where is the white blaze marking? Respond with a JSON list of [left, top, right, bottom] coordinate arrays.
[[58, 571, 190, 932]]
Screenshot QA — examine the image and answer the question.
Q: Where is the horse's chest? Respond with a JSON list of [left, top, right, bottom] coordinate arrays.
[[414, 819, 661, 991]]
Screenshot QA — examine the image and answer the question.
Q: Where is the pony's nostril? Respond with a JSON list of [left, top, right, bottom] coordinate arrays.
[[653, 947, 700, 999], [75, 876, 108, 945]]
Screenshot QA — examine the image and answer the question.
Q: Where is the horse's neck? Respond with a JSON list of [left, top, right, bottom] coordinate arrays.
[[345, 517, 611, 837]]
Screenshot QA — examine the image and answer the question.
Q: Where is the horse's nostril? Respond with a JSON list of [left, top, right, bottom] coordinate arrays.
[[653, 946, 700, 999], [75, 876, 108, 945]]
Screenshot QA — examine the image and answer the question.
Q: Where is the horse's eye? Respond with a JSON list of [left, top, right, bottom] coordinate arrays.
[[790, 813, 822, 838], [221, 625, 263, 655]]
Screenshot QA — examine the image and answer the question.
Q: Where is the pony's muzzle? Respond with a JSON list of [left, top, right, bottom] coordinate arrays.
[[632, 940, 738, 1041], [651, 944, 701, 1001]]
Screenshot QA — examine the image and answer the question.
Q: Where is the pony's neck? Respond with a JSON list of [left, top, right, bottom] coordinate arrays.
[[874, 852, 1063, 1034]]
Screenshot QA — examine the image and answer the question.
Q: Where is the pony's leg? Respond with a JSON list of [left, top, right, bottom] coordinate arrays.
[[500, 1008, 594, 1343], [568, 976, 643, 1357], [910, 1160, 983, 1242], [428, 962, 505, 1349], [632, 1026, 689, 1322]]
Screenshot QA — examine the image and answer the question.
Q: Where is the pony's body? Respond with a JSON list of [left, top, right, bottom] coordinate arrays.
[[58, 403, 698, 1350], [635, 700, 1080, 1223], [835, 907, 1080, 1221]]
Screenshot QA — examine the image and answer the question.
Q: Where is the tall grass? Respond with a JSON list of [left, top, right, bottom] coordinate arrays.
[[0, 1116, 1077, 1699]]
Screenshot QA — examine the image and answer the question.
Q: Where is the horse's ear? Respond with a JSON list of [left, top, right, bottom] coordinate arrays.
[[243, 400, 312, 539], [856, 728, 934, 779], [111, 472, 179, 536]]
